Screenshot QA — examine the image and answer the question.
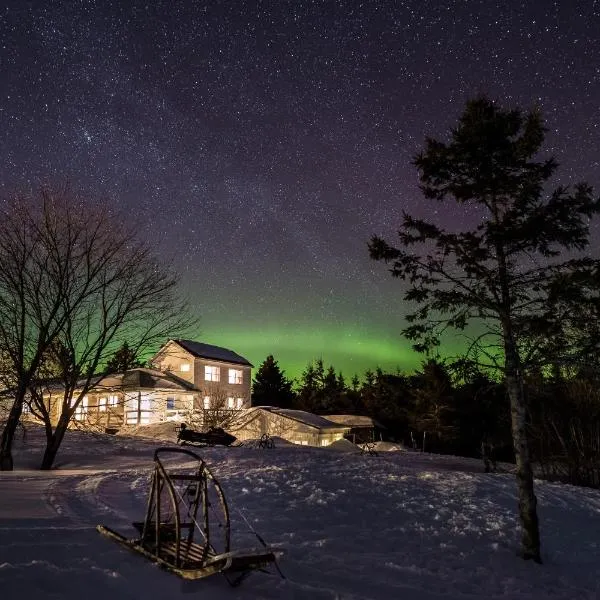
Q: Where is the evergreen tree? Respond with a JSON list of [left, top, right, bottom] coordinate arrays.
[[370, 96, 600, 562], [295, 359, 351, 413], [251, 355, 295, 408], [105, 342, 144, 373], [411, 359, 457, 450]]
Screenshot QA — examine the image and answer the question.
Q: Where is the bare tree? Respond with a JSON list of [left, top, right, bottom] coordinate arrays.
[[191, 383, 248, 431], [0, 185, 190, 470]]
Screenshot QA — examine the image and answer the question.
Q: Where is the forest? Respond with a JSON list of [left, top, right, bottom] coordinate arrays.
[[253, 353, 600, 489]]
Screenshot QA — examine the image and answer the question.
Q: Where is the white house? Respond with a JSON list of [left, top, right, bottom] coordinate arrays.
[[45, 339, 253, 429]]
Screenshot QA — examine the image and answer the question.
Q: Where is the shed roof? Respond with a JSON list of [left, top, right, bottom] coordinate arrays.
[[228, 406, 350, 432], [271, 408, 346, 430], [170, 339, 253, 367], [323, 414, 387, 429]]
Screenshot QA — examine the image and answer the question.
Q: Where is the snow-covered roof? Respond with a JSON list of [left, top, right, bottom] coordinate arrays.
[[170, 339, 253, 367], [228, 406, 350, 432], [270, 408, 348, 430], [323, 414, 386, 429], [39, 368, 195, 394]]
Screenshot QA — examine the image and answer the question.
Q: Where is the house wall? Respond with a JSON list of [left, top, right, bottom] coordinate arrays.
[[150, 341, 251, 410], [193, 360, 251, 410], [229, 410, 348, 446], [44, 389, 195, 428], [150, 341, 196, 385]]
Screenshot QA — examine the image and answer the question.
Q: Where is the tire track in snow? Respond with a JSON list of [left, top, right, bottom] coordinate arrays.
[[45, 471, 147, 528]]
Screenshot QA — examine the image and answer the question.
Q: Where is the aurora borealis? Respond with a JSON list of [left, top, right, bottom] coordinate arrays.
[[1, 1, 599, 380]]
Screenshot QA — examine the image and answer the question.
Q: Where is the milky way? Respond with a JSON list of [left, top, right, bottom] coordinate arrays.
[[1, 1, 599, 378]]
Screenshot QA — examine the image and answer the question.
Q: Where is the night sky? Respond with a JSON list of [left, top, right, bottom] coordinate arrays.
[[1, 1, 599, 380]]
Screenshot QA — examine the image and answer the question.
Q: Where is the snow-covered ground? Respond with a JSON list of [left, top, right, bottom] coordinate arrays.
[[2, 427, 600, 599]]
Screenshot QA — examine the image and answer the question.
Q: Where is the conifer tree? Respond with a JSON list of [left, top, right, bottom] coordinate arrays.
[[105, 342, 144, 373], [251, 355, 295, 408], [370, 96, 600, 563]]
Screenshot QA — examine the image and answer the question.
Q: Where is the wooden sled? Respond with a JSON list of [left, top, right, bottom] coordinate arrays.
[[97, 447, 283, 586]]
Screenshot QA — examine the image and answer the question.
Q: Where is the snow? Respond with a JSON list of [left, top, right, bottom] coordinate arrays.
[[2, 426, 600, 599]]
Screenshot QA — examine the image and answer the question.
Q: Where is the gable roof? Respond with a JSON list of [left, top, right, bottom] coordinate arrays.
[[323, 414, 387, 429], [31, 368, 196, 394], [119, 368, 196, 391], [171, 339, 253, 367], [228, 406, 350, 432], [270, 408, 346, 430]]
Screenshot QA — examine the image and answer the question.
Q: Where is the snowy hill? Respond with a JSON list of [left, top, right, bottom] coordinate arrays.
[[1, 427, 600, 599]]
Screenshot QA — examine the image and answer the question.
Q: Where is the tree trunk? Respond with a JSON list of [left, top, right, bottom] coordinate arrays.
[[0, 386, 27, 471], [505, 343, 541, 563], [40, 414, 70, 470]]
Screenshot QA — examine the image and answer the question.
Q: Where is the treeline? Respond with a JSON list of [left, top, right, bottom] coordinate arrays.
[[253, 355, 600, 486]]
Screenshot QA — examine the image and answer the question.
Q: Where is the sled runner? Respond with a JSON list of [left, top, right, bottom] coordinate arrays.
[[97, 447, 282, 586]]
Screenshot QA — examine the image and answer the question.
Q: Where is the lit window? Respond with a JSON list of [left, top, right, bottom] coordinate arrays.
[[98, 397, 107, 412], [227, 397, 235, 409], [203, 396, 211, 409], [180, 363, 190, 372], [228, 369, 243, 384], [235, 398, 244, 409], [320, 439, 330, 446], [205, 365, 220, 382], [108, 395, 119, 407], [74, 396, 88, 420], [140, 395, 151, 411], [166, 397, 175, 409]]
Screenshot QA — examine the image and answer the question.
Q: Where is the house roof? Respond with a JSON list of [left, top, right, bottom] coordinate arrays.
[[170, 339, 253, 367], [323, 414, 387, 429], [228, 406, 350, 432], [91, 368, 196, 392], [270, 408, 347, 430]]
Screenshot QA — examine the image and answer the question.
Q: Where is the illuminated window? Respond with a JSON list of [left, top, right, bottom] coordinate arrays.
[[180, 363, 190, 372], [203, 396, 211, 409], [320, 439, 330, 446], [228, 369, 243, 384], [204, 365, 220, 382], [235, 398, 244, 409], [74, 396, 88, 420], [227, 397, 235, 409], [98, 397, 107, 412]]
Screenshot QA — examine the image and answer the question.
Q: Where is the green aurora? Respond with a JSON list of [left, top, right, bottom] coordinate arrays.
[[201, 325, 435, 381]]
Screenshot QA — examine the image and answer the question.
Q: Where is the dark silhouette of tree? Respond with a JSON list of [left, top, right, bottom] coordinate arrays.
[[0, 185, 190, 470], [295, 359, 351, 413], [411, 359, 457, 450], [451, 361, 511, 459], [105, 342, 144, 373], [369, 96, 600, 563], [361, 368, 411, 438], [251, 355, 295, 408]]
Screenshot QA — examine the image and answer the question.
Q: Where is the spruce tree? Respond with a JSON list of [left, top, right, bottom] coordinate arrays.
[[105, 342, 143, 373], [370, 96, 600, 562], [251, 355, 295, 408]]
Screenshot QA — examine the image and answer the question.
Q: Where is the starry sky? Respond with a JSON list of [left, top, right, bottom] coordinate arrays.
[[1, 1, 599, 380]]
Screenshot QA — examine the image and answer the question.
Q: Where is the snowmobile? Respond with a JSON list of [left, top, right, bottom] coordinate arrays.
[[176, 424, 238, 447], [97, 447, 283, 586]]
